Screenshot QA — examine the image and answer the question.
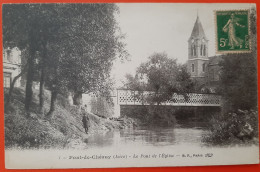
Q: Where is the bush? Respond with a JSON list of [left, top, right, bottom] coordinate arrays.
[[203, 109, 258, 145], [5, 111, 66, 149]]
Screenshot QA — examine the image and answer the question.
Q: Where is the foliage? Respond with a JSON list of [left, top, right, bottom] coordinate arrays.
[[4, 101, 66, 149], [218, 7, 257, 111], [3, 4, 127, 112], [3, 4, 61, 49], [203, 8, 258, 145], [219, 53, 257, 111], [203, 109, 258, 145], [124, 52, 194, 104], [124, 74, 144, 91], [3, 4, 62, 83], [48, 4, 126, 96], [122, 53, 194, 126]]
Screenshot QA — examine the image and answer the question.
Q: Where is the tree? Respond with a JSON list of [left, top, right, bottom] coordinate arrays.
[[3, 4, 58, 112], [3, 2, 128, 145], [43, 4, 127, 116], [219, 7, 257, 111], [219, 54, 257, 111], [125, 52, 194, 105], [124, 73, 145, 91], [36, 4, 63, 112], [122, 53, 194, 126], [3, 4, 127, 116], [3, 5, 35, 112], [176, 64, 195, 93], [55, 4, 126, 105], [45, 41, 69, 117]]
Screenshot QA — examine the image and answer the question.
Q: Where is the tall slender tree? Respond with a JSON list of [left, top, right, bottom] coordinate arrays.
[[44, 4, 127, 116], [3, 4, 40, 112], [53, 4, 126, 105]]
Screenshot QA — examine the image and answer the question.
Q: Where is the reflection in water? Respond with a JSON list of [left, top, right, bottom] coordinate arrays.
[[84, 123, 209, 148]]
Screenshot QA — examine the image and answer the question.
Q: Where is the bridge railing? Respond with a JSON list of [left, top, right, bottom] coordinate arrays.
[[117, 90, 221, 107]]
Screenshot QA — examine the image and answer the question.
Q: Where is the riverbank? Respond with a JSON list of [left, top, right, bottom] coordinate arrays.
[[4, 88, 135, 149], [202, 109, 259, 146]]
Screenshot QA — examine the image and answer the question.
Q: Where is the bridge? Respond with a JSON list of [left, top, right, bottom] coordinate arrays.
[[113, 89, 221, 117]]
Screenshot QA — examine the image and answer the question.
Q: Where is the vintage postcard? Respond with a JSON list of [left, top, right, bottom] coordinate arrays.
[[2, 3, 259, 169]]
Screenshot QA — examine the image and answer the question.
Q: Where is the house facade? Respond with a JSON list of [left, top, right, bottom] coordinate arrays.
[[3, 47, 22, 88]]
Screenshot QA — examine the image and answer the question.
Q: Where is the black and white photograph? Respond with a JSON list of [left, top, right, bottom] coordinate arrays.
[[2, 3, 259, 169]]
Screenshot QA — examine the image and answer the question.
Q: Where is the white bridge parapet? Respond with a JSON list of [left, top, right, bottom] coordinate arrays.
[[116, 89, 221, 107]]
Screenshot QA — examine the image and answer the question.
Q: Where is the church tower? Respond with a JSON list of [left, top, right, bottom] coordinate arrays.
[[187, 15, 209, 79]]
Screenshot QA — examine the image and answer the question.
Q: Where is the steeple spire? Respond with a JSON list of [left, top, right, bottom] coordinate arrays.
[[190, 14, 207, 40]]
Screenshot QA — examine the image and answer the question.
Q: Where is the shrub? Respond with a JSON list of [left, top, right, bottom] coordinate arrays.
[[5, 109, 66, 149], [203, 109, 258, 145]]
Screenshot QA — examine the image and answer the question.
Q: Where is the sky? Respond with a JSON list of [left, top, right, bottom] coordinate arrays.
[[111, 3, 255, 87]]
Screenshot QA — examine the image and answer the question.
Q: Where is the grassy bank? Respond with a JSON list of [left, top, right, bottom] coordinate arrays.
[[4, 88, 133, 149]]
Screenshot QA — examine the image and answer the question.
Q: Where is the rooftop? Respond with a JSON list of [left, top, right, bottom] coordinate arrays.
[[190, 16, 207, 40]]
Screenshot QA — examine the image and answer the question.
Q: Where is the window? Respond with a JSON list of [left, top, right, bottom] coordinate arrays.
[[203, 45, 206, 56], [6, 49, 11, 62], [4, 73, 11, 88], [193, 45, 196, 56], [200, 45, 203, 56], [191, 64, 195, 72], [202, 63, 206, 72], [191, 44, 195, 56]]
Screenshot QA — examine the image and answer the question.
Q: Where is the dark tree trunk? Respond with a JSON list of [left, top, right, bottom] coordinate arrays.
[[73, 91, 83, 105], [39, 42, 47, 112], [25, 47, 35, 112], [39, 68, 45, 112], [5, 63, 28, 107], [47, 90, 58, 117]]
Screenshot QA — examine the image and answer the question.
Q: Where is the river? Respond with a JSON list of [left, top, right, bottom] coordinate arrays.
[[84, 121, 210, 148], [6, 121, 259, 168]]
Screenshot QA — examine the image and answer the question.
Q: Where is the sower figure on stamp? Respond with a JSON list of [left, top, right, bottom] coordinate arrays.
[[222, 13, 245, 49], [81, 105, 89, 134]]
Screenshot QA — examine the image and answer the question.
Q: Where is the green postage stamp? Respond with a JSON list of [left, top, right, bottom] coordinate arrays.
[[215, 10, 251, 53]]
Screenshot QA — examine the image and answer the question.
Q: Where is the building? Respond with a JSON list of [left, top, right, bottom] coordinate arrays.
[[187, 15, 209, 80], [187, 15, 222, 93], [3, 47, 22, 88]]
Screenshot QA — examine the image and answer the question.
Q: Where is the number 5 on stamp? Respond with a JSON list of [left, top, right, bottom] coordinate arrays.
[[215, 10, 251, 53]]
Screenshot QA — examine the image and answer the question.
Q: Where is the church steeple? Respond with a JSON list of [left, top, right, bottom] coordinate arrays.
[[190, 16, 207, 40], [187, 15, 209, 78], [188, 15, 208, 59]]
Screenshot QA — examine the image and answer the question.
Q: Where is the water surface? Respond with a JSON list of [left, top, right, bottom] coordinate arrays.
[[85, 122, 209, 148]]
